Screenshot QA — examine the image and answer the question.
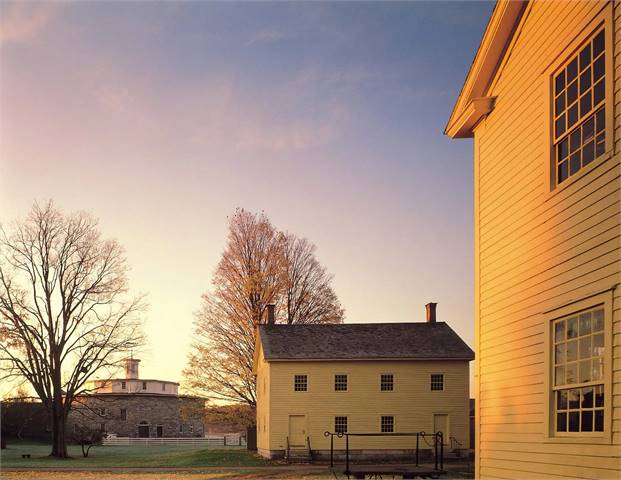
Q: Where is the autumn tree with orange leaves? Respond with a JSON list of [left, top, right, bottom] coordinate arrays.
[[185, 209, 344, 406]]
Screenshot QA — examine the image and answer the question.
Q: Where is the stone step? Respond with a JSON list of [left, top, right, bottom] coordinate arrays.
[[286, 449, 312, 463]]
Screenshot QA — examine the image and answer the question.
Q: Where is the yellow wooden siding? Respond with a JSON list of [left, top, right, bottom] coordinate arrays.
[[255, 342, 271, 453], [473, 1, 621, 479], [264, 360, 469, 452]]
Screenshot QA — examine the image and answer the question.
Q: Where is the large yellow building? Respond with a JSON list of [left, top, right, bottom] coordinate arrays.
[[252, 305, 473, 460], [446, 1, 621, 478]]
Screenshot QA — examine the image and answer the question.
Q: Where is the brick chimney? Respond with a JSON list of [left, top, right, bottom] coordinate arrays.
[[426, 302, 437, 323], [266, 304, 275, 325]]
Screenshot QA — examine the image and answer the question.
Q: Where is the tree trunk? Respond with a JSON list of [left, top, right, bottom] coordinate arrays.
[[49, 407, 68, 458]]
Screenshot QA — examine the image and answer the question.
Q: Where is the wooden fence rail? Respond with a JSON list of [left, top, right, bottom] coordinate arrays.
[[102, 436, 246, 447]]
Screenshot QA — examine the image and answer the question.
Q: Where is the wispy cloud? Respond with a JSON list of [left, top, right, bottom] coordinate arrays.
[[185, 78, 350, 153], [246, 29, 285, 46], [0, 2, 58, 45]]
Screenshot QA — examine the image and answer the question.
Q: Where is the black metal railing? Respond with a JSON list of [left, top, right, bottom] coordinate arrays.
[[323, 431, 444, 475], [449, 435, 463, 450]]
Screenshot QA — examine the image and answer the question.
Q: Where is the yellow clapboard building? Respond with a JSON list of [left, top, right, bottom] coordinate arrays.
[[253, 304, 473, 460], [446, 1, 621, 478]]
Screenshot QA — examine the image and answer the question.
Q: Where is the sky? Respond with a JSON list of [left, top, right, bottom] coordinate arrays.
[[0, 1, 493, 392]]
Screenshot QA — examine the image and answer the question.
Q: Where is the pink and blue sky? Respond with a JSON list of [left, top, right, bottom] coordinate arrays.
[[0, 1, 493, 387]]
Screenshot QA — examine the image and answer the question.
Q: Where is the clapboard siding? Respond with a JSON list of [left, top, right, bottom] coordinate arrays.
[[264, 360, 470, 452], [473, 1, 621, 478]]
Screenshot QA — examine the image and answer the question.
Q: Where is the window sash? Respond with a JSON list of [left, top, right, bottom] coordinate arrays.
[[294, 375, 308, 391], [334, 416, 348, 434], [430, 374, 444, 391], [380, 374, 394, 391], [381, 416, 394, 433], [335, 374, 348, 391], [552, 27, 607, 187]]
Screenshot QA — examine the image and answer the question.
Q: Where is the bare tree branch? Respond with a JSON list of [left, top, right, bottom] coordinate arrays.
[[0, 201, 146, 458]]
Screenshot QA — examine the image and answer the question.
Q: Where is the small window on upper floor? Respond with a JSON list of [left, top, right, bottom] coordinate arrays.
[[121, 381, 126, 389], [431, 374, 444, 391], [334, 374, 348, 391], [120, 408, 127, 421], [142, 381, 147, 390], [552, 27, 607, 188], [294, 374, 307, 392], [380, 374, 394, 391]]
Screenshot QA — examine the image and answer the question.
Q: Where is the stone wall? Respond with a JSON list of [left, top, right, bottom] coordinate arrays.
[[67, 394, 205, 438]]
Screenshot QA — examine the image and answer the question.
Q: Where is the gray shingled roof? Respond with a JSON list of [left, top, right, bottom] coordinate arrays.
[[258, 322, 474, 361]]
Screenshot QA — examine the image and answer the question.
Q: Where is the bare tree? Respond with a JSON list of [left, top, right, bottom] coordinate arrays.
[[185, 209, 343, 406], [0, 201, 145, 458]]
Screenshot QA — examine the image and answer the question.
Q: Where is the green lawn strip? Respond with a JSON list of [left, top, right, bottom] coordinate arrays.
[[0, 473, 337, 480], [1, 440, 271, 468]]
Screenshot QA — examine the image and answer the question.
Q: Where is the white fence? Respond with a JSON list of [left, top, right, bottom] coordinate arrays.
[[103, 435, 245, 447]]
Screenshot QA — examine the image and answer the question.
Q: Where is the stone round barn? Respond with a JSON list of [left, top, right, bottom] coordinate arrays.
[[68, 358, 205, 438]]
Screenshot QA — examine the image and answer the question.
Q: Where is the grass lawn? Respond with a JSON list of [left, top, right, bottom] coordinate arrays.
[[0, 439, 271, 468], [0, 473, 335, 480], [1, 440, 472, 479]]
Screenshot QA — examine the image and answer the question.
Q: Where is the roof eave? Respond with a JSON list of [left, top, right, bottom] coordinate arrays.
[[445, 97, 496, 138], [263, 356, 474, 362], [445, 0, 528, 139]]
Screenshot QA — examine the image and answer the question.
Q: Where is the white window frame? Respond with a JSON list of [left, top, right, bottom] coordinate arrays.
[[430, 374, 444, 391], [334, 374, 348, 392], [334, 416, 348, 434], [543, 289, 613, 444], [380, 415, 395, 433], [380, 373, 394, 392], [293, 374, 308, 392], [544, 4, 614, 195]]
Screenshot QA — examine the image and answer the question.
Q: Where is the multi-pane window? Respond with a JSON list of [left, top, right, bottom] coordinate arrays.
[[142, 381, 147, 390], [430, 374, 444, 391], [553, 306, 605, 433], [121, 381, 126, 389], [335, 374, 348, 391], [553, 28, 606, 186], [381, 416, 394, 433], [294, 374, 308, 392], [120, 408, 127, 421], [380, 374, 394, 391], [335, 416, 348, 434]]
